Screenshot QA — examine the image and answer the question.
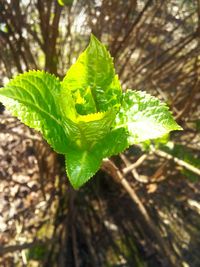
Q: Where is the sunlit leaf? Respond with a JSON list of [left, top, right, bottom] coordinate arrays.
[[114, 90, 182, 145], [0, 36, 182, 189]]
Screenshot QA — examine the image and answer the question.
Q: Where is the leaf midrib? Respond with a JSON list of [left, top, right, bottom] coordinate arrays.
[[1, 93, 62, 128]]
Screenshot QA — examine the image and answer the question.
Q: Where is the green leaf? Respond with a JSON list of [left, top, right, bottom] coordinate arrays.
[[0, 71, 69, 154], [65, 145, 102, 189], [62, 110, 116, 150], [76, 111, 116, 147], [59, 35, 122, 150], [94, 127, 129, 159], [114, 90, 182, 144], [63, 111, 117, 188], [61, 34, 122, 115], [0, 36, 182, 189], [65, 127, 129, 189], [57, 0, 73, 6]]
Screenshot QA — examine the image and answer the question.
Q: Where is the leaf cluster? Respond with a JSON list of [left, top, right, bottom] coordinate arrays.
[[0, 35, 181, 188]]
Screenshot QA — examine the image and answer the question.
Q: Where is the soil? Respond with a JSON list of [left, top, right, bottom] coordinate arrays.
[[1, 111, 200, 267]]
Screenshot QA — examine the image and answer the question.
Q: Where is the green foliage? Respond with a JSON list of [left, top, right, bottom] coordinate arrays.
[[61, 35, 122, 115], [57, 0, 73, 6], [0, 71, 68, 154], [114, 90, 181, 144], [27, 244, 47, 261], [0, 35, 181, 189]]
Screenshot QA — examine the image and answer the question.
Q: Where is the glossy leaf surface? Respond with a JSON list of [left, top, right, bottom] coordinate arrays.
[[62, 34, 122, 115], [114, 90, 182, 144], [0, 71, 69, 154], [0, 36, 182, 189]]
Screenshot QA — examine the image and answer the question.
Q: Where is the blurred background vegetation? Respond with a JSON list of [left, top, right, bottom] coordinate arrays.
[[0, 0, 200, 266]]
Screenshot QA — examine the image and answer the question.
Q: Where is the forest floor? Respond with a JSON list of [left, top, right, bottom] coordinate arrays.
[[1, 111, 200, 267]]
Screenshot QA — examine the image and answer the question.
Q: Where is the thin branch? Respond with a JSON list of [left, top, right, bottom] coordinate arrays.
[[113, 0, 154, 57], [122, 154, 148, 175], [121, 153, 149, 183], [102, 159, 178, 267], [153, 149, 200, 177]]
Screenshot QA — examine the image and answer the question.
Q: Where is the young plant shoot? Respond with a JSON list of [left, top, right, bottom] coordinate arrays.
[[0, 35, 181, 189]]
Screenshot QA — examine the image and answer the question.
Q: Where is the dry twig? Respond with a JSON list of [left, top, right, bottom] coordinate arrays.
[[102, 158, 178, 267], [153, 149, 200, 177]]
